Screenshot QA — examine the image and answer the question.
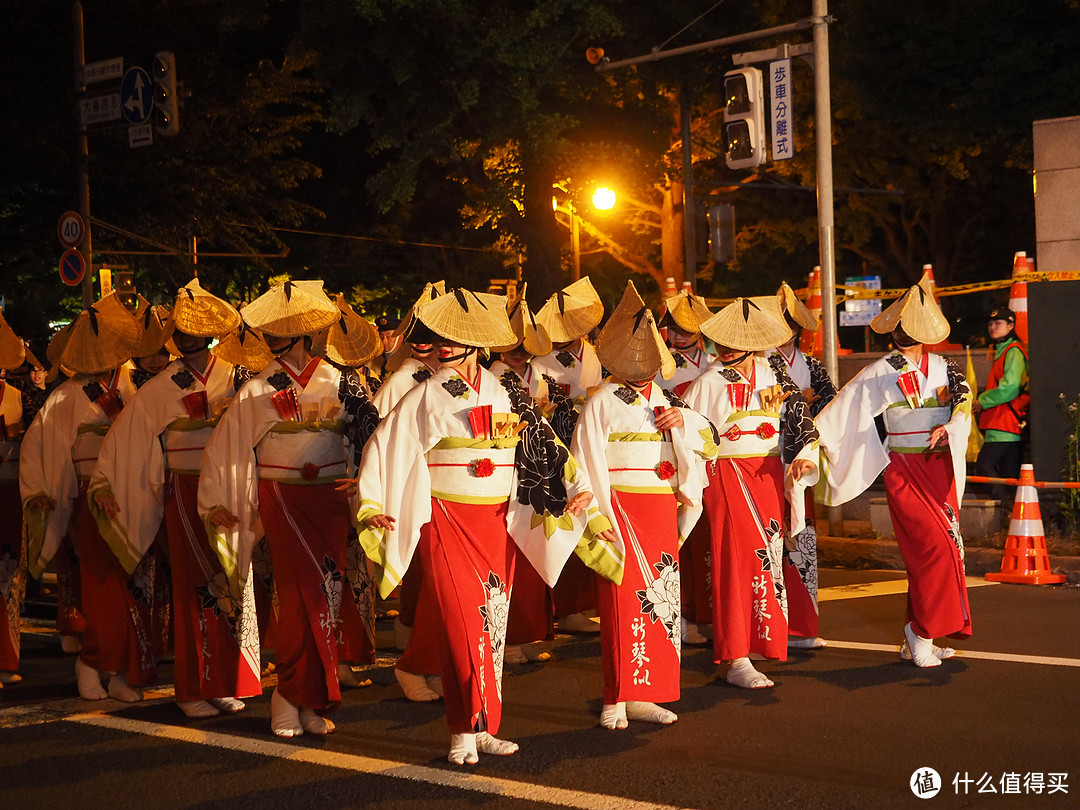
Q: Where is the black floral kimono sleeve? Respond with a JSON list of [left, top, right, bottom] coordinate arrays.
[[499, 371, 570, 517], [805, 355, 838, 416], [541, 373, 579, 447], [770, 358, 819, 465], [339, 369, 381, 468]]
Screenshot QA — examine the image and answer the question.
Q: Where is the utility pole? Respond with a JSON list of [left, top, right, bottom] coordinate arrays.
[[812, 0, 838, 385], [681, 83, 696, 291], [73, 0, 93, 307]]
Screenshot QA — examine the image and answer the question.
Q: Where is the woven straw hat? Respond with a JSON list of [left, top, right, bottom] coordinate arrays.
[[241, 280, 339, 337], [45, 322, 75, 381], [596, 281, 676, 382], [0, 311, 26, 371], [211, 323, 273, 372], [132, 299, 174, 358], [492, 284, 553, 356], [413, 288, 517, 348], [322, 295, 382, 368], [536, 277, 605, 344], [393, 280, 447, 339], [59, 293, 143, 376], [701, 296, 793, 352], [662, 290, 713, 335], [171, 277, 241, 338], [870, 271, 950, 344], [777, 281, 819, 332]]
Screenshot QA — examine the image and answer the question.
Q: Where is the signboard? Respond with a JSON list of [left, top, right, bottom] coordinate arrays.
[[59, 249, 87, 287], [57, 211, 86, 249], [80, 93, 122, 126], [769, 58, 794, 161], [128, 123, 154, 149], [120, 66, 153, 125], [80, 57, 123, 85], [839, 275, 883, 327]]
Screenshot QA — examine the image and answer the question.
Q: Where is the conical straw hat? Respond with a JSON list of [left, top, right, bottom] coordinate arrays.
[[662, 290, 713, 334], [172, 277, 241, 338], [491, 284, 553, 356], [870, 271, 950, 344], [241, 280, 339, 337], [59, 292, 143, 375], [777, 281, 819, 332], [413, 288, 517, 348], [0, 311, 26, 371], [46, 322, 75, 381], [536, 277, 605, 344], [132, 299, 173, 358], [322, 295, 382, 368], [211, 323, 273, 372], [393, 280, 447, 339], [700, 296, 793, 352], [596, 281, 676, 382]]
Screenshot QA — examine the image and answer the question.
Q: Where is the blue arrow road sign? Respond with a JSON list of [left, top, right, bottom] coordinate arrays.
[[120, 66, 153, 125]]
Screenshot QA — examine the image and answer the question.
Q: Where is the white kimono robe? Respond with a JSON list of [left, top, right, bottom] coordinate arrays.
[[19, 369, 136, 578], [88, 357, 245, 572], [656, 346, 715, 397], [372, 356, 439, 417], [531, 340, 603, 402], [356, 365, 605, 598]]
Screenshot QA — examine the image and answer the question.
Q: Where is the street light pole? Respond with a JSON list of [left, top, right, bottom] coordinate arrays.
[[812, 0, 839, 386], [570, 205, 581, 282], [73, 0, 94, 307]]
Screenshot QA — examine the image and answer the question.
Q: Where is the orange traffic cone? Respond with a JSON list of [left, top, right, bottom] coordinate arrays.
[[1009, 251, 1031, 345], [800, 267, 822, 355], [985, 464, 1066, 585]]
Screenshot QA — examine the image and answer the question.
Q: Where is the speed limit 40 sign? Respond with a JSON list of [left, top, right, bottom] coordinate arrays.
[[58, 210, 86, 249]]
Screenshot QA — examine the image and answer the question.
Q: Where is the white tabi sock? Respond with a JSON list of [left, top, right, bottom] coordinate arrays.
[[448, 733, 479, 765], [425, 675, 444, 697], [107, 673, 143, 703], [61, 634, 83, 654], [682, 619, 708, 646], [899, 639, 956, 662], [476, 731, 519, 755], [600, 702, 628, 730], [0, 671, 22, 685], [271, 688, 303, 737], [299, 708, 335, 735], [903, 622, 943, 668], [504, 644, 528, 665], [626, 700, 678, 725], [521, 642, 552, 662], [788, 636, 828, 650], [209, 697, 247, 713], [558, 612, 601, 634], [75, 657, 106, 700], [395, 668, 440, 702], [725, 657, 775, 689], [177, 700, 220, 718]]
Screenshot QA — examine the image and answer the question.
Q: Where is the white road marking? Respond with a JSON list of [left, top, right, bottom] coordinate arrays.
[[824, 640, 1080, 668], [817, 575, 999, 602], [64, 712, 691, 810]]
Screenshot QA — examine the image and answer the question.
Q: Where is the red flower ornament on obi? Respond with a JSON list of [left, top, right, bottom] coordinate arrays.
[[301, 463, 319, 480], [655, 460, 676, 480], [723, 424, 743, 442], [470, 458, 496, 478], [755, 422, 777, 440]]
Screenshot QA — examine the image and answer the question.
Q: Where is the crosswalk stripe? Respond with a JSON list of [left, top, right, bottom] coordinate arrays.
[[817, 575, 998, 602], [824, 640, 1080, 668]]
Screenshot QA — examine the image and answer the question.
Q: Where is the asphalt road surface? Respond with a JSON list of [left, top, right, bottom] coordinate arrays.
[[2, 569, 1077, 810]]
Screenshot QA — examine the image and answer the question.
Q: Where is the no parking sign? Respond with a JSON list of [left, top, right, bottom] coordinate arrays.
[[59, 249, 87, 286]]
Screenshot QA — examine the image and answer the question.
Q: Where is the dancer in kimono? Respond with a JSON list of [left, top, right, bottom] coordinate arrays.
[[0, 315, 29, 686], [357, 288, 611, 765], [20, 294, 153, 701], [655, 290, 715, 646], [763, 282, 838, 651], [683, 297, 819, 689], [531, 277, 606, 634], [489, 287, 558, 665], [199, 280, 380, 737], [572, 282, 715, 729], [815, 273, 972, 667], [89, 279, 262, 718]]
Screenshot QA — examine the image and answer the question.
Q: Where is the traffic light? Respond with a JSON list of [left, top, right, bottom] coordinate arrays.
[[152, 51, 179, 136], [723, 67, 766, 170]]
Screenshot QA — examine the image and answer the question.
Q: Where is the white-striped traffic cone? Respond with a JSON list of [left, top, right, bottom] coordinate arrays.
[[1009, 251, 1030, 345], [800, 266, 822, 355], [985, 464, 1066, 585]]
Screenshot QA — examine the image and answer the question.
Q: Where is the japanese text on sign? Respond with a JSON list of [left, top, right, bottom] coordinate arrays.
[[770, 59, 793, 161]]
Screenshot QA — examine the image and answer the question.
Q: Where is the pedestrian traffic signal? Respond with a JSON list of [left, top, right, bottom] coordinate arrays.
[[723, 68, 766, 170], [152, 51, 180, 136]]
